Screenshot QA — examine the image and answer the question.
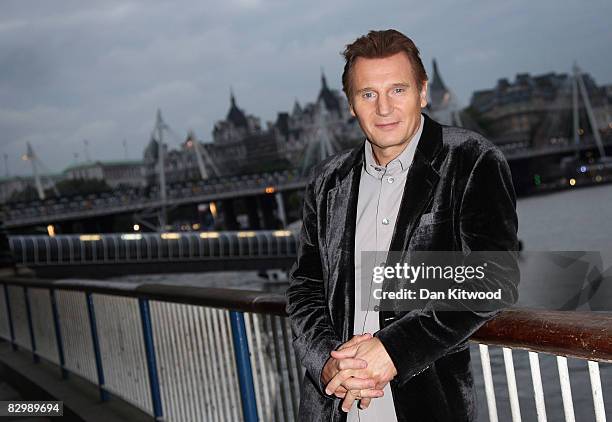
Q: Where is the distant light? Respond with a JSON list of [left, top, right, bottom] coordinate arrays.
[[579, 165, 587, 173], [21, 154, 29, 161], [209, 202, 217, 218], [273, 230, 292, 237], [133, 224, 140, 231], [578, 128, 584, 135], [595, 175, 603, 182], [121, 233, 142, 240], [161, 232, 181, 240], [533, 174, 541, 186], [265, 186, 276, 194], [47, 225, 55, 237], [200, 232, 219, 239], [569, 178, 576, 186], [609, 123, 612, 129], [237, 231, 256, 238], [80, 234, 101, 241], [192, 223, 201, 230]]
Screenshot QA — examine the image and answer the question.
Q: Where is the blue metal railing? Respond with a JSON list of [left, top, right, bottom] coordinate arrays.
[[0, 276, 609, 422]]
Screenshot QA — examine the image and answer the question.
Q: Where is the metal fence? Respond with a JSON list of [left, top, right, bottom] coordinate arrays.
[[0, 277, 609, 422]]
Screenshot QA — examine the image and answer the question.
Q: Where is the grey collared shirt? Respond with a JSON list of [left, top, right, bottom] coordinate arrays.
[[349, 114, 423, 422]]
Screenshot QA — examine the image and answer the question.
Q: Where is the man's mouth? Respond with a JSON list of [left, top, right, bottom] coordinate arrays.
[[375, 122, 400, 131]]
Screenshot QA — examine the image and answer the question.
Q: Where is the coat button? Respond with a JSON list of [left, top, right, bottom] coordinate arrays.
[[387, 177, 394, 183], [373, 305, 380, 311], [382, 218, 389, 225]]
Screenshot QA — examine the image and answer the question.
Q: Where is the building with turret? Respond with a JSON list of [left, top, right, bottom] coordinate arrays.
[[213, 91, 263, 144], [143, 72, 363, 184], [468, 70, 612, 150]]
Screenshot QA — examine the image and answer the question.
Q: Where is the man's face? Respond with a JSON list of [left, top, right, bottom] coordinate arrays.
[[349, 52, 427, 151]]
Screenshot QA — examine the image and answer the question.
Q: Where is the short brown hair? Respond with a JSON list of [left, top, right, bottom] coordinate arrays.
[[341, 29, 428, 102]]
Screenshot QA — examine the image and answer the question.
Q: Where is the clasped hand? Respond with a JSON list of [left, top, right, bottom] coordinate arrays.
[[321, 333, 397, 412]]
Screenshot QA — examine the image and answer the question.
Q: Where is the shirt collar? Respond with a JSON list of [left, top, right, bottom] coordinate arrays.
[[363, 113, 424, 178]]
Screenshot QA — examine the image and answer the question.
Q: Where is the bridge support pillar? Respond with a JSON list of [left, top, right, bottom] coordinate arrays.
[[221, 199, 240, 230], [274, 192, 287, 228], [260, 195, 279, 229], [245, 197, 262, 230]]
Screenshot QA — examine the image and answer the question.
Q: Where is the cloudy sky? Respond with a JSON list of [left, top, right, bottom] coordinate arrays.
[[1, 0, 611, 176]]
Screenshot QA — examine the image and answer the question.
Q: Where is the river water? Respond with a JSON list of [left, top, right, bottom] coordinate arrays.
[[113, 183, 612, 421]]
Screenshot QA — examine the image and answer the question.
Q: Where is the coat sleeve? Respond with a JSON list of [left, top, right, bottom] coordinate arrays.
[[374, 147, 520, 387], [286, 170, 343, 397]]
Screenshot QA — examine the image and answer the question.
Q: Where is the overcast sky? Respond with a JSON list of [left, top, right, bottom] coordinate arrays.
[[1, 0, 611, 176]]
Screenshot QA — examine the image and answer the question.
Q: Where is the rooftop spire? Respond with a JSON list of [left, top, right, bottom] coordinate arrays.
[[230, 87, 236, 107], [431, 58, 447, 92], [321, 67, 328, 90]]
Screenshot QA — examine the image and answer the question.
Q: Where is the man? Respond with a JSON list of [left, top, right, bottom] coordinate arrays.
[[286, 29, 518, 422]]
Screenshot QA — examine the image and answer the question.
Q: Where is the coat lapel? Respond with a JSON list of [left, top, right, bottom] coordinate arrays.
[[325, 144, 363, 341], [388, 114, 443, 254]]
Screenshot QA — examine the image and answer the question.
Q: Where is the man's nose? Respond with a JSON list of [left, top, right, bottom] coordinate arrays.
[[376, 95, 392, 116]]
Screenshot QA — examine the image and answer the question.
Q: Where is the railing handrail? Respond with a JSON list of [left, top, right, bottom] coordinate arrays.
[[1, 276, 611, 363], [471, 308, 612, 362], [0, 276, 288, 316]]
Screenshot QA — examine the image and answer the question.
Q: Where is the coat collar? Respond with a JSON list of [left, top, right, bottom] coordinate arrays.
[[333, 112, 443, 184]]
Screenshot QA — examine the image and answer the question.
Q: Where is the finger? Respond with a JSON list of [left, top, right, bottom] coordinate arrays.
[[341, 391, 357, 413], [351, 388, 384, 399], [338, 333, 372, 350], [359, 398, 372, 410], [333, 386, 347, 399], [341, 377, 375, 391], [331, 345, 358, 359], [337, 358, 367, 371], [325, 371, 352, 396]]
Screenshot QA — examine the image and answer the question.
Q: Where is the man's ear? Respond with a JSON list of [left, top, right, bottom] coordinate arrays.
[[349, 102, 356, 117], [420, 80, 428, 108]]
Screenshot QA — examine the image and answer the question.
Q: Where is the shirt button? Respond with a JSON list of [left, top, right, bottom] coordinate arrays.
[[387, 177, 394, 183], [382, 218, 389, 225], [373, 305, 380, 312], [375, 167, 382, 172]]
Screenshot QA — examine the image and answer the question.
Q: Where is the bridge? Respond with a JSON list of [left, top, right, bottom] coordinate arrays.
[[3, 136, 612, 233]]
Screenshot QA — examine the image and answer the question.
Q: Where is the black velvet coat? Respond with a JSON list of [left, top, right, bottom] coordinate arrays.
[[286, 114, 519, 422]]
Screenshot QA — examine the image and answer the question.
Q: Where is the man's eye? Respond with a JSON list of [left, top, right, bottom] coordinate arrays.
[[362, 92, 375, 99], [394, 88, 405, 94]]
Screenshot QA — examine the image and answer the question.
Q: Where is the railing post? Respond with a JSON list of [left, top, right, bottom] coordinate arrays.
[[2, 283, 16, 351], [229, 310, 258, 422], [138, 298, 163, 420], [85, 292, 108, 402], [23, 286, 39, 363], [50, 289, 68, 379]]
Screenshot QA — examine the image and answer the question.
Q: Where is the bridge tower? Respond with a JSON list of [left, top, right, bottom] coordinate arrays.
[[572, 62, 608, 160], [22, 143, 59, 201], [299, 95, 338, 174], [186, 131, 219, 180], [153, 109, 168, 229]]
